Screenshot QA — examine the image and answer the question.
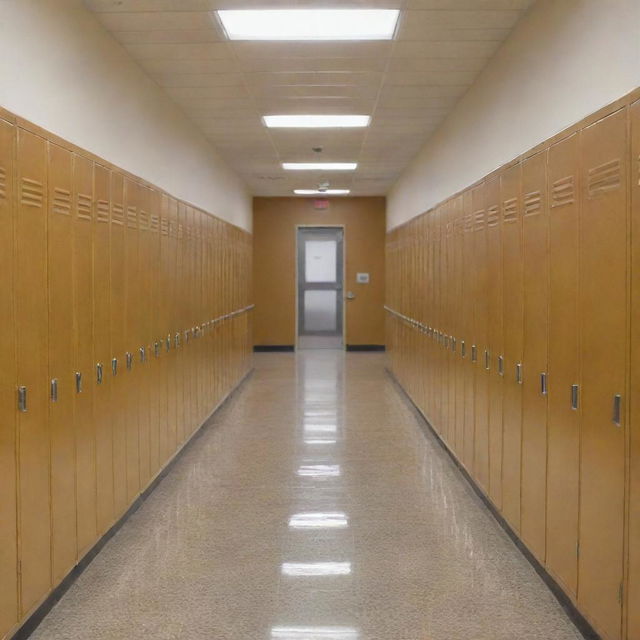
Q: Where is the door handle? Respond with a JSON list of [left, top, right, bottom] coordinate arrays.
[[484, 350, 490, 370], [345, 291, 355, 300], [50, 379, 58, 402], [96, 363, 103, 385], [516, 362, 523, 384], [612, 394, 622, 427], [498, 355, 504, 376], [540, 372, 548, 395], [75, 372, 83, 394], [126, 352, 133, 371], [571, 384, 579, 410], [112, 358, 118, 376], [18, 386, 27, 412], [471, 345, 478, 363]]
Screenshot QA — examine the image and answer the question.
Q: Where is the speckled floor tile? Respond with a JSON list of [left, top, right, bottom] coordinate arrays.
[[31, 351, 583, 640]]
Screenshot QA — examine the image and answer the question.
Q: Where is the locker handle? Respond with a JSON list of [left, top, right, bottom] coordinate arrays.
[[139, 346, 146, 363], [612, 394, 622, 427], [444, 335, 449, 349], [175, 333, 180, 348], [50, 379, 58, 402], [484, 350, 490, 371], [516, 363, 523, 384], [126, 352, 133, 371], [75, 372, 83, 394], [184, 330, 190, 343], [154, 341, 160, 358], [112, 358, 118, 376], [451, 337, 456, 353], [471, 345, 478, 363], [18, 386, 27, 412], [498, 355, 504, 376], [540, 372, 548, 396], [96, 363, 103, 385], [571, 384, 579, 410], [166, 335, 171, 351], [461, 340, 466, 358]]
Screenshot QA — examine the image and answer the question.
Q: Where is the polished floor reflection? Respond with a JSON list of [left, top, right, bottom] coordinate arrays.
[[32, 352, 583, 640]]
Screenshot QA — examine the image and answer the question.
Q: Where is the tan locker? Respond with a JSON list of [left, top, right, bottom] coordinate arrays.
[[626, 101, 640, 640], [124, 177, 140, 500], [136, 184, 152, 485], [486, 176, 504, 507], [159, 193, 171, 462], [578, 108, 628, 640], [452, 196, 465, 458], [16, 128, 51, 613], [628, 98, 640, 640], [473, 184, 489, 491], [47, 142, 77, 582], [520, 151, 550, 562], [546, 133, 580, 597], [72, 153, 97, 556], [462, 189, 476, 470], [93, 163, 114, 534], [166, 196, 178, 453], [175, 202, 186, 444], [445, 203, 457, 445], [109, 172, 127, 515], [0, 117, 18, 636]]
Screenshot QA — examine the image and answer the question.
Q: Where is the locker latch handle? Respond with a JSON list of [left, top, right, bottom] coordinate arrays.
[[571, 384, 579, 410], [484, 350, 490, 371], [126, 352, 133, 371], [471, 345, 478, 363], [498, 355, 504, 376], [461, 340, 466, 358], [139, 346, 146, 363], [175, 333, 180, 348], [451, 337, 456, 353], [75, 372, 83, 394], [154, 341, 160, 358], [96, 363, 103, 385], [444, 335, 449, 349], [50, 379, 58, 402], [18, 386, 27, 412], [166, 335, 171, 351], [516, 363, 523, 384], [540, 372, 548, 396], [112, 358, 118, 376], [612, 394, 622, 427]]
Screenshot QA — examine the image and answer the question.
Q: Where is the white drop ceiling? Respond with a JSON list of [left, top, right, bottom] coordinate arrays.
[[85, 0, 534, 197]]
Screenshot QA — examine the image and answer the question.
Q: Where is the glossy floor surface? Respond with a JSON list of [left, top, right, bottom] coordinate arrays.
[[31, 352, 583, 640]]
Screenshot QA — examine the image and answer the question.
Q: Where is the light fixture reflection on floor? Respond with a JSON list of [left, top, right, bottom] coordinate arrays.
[[304, 438, 337, 444], [218, 9, 399, 41], [281, 561, 352, 576], [271, 627, 359, 639], [288, 512, 349, 529], [297, 464, 341, 477]]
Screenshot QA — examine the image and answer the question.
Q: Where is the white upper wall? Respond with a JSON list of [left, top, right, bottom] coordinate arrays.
[[387, 0, 640, 230], [0, 0, 252, 231]]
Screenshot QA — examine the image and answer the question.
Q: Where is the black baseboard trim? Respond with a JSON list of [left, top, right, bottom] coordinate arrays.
[[11, 368, 254, 640], [345, 344, 386, 352], [253, 345, 295, 352], [385, 367, 601, 640]]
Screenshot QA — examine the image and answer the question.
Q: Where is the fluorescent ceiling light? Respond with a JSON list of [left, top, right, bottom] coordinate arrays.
[[281, 562, 352, 576], [218, 9, 399, 41], [264, 115, 370, 128], [283, 163, 357, 171], [295, 190, 351, 196]]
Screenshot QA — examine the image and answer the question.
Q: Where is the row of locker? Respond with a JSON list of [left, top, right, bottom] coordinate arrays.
[[0, 112, 253, 639], [385, 98, 639, 640]]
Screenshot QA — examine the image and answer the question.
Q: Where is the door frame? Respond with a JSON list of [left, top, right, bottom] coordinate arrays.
[[295, 224, 346, 350]]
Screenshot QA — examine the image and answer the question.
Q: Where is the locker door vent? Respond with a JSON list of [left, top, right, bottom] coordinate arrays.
[[523, 190, 543, 217], [487, 205, 499, 227], [96, 199, 109, 223], [161, 217, 169, 236], [138, 209, 149, 230], [474, 209, 486, 231], [126, 206, 137, 229], [150, 213, 159, 233], [21, 177, 44, 208], [502, 197, 518, 223], [551, 175, 575, 208], [587, 158, 621, 197], [112, 203, 124, 226], [76, 193, 93, 221], [52, 187, 71, 216], [0, 165, 6, 200]]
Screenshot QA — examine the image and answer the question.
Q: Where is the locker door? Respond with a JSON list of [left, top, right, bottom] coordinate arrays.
[[486, 176, 504, 508], [628, 97, 640, 640], [72, 153, 97, 556], [136, 185, 151, 486], [501, 161, 523, 531], [578, 108, 627, 640], [47, 143, 77, 582], [473, 184, 489, 491], [546, 133, 580, 596], [462, 190, 475, 471], [110, 171, 127, 515], [452, 196, 465, 458], [175, 203, 186, 444], [124, 178, 140, 500], [93, 163, 113, 534], [167, 197, 179, 453], [0, 117, 18, 637], [446, 203, 456, 444], [159, 193, 171, 462], [16, 128, 51, 613], [520, 151, 549, 562]]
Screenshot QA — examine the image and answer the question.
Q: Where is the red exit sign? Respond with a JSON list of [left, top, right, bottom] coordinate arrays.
[[313, 198, 330, 210]]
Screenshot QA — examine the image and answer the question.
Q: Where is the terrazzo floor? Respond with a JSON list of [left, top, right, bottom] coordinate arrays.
[[31, 351, 584, 640]]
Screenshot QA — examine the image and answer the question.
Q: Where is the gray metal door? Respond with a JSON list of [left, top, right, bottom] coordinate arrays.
[[297, 227, 344, 341]]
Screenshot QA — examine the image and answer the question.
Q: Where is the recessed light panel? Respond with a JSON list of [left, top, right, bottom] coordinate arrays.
[[283, 163, 357, 171], [218, 9, 399, 41], [264, 115, 370, 128], [294, 189, 351, 196]]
